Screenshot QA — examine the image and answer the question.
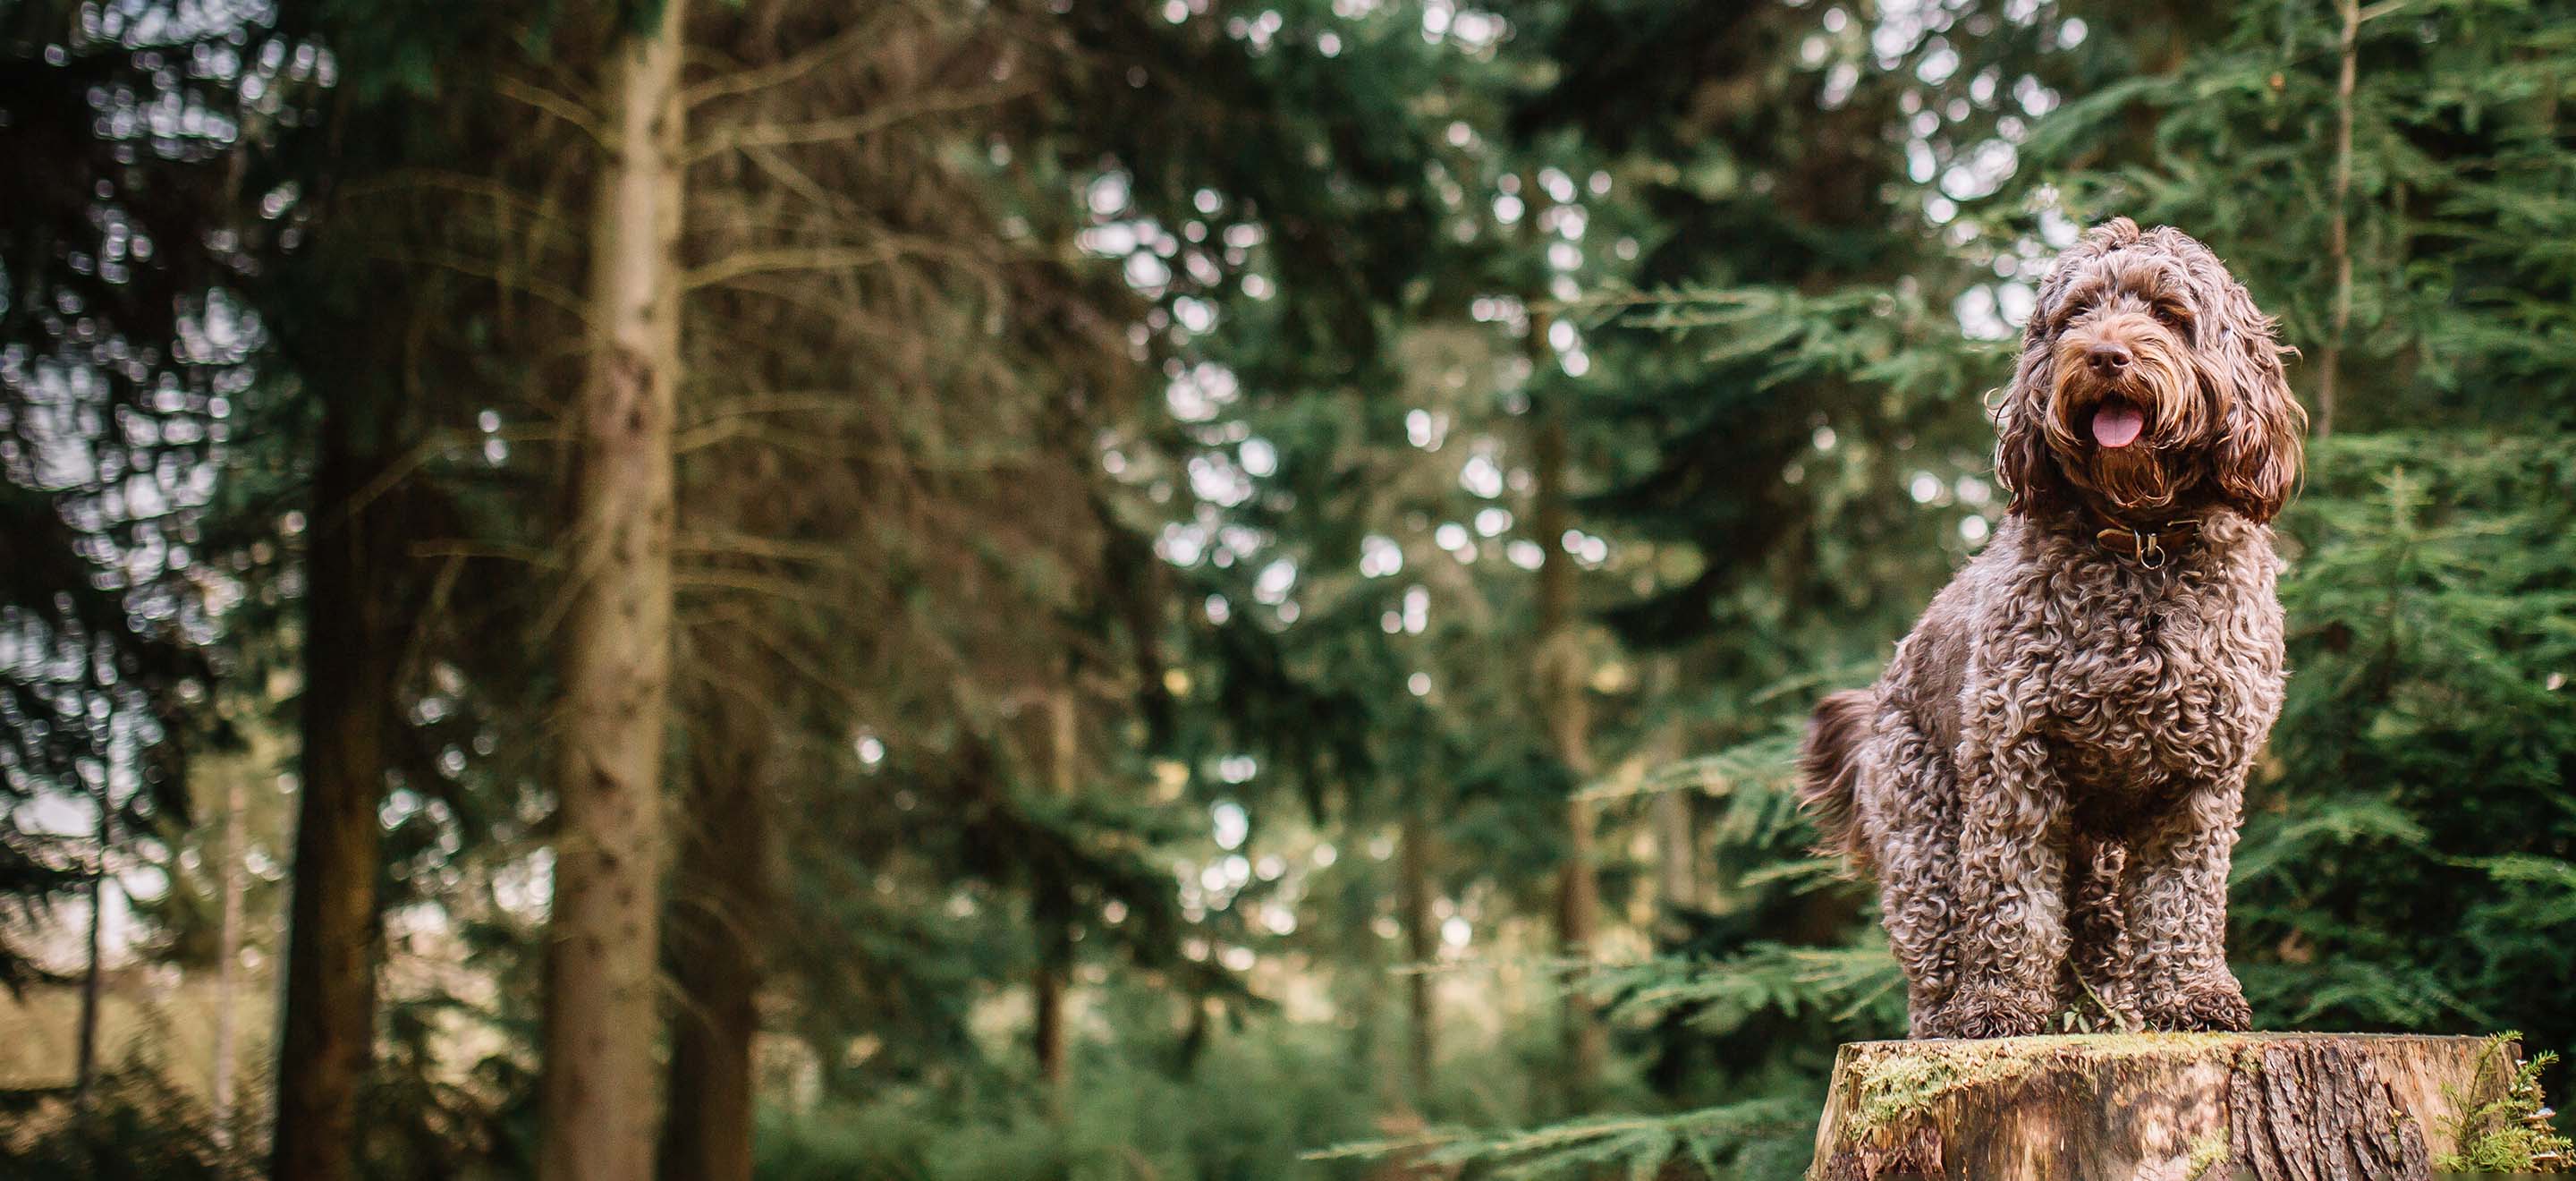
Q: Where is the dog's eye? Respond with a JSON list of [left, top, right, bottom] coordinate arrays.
[[2151, 302, 2191, 330]]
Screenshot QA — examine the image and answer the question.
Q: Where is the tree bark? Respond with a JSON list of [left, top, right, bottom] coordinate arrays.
[[271, 395, 400, 1181], [1638, 687, 1697, 937], [1650, 788, 1696, 916], [1808, 1032, 2542, 1180], [213, 769, 245, 1151], [1398, 805, 1436, 1098], [74, 776, 108, 1115], [539, 4, 687, 1177], [1032, 940, 1070, 1108], [658, 673, 770, 1181], [1032, 689, 1079, 1101], [1530, 384, 1606, 1099], [1522, 168, 1606, 1100], [2316, 0, 2360, 438]]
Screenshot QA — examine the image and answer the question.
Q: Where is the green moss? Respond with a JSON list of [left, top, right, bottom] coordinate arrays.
[[2435, 1036, 2570, 1173], [1842, 1033, 2241, 1139], [1836, 1033, 2564, 1172], [1847, 1051, 1971, 1135], [2182, 1132, 2231, 1180]]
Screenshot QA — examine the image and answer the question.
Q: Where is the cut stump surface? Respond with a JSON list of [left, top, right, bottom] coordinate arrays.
[[1808, 1032, 2549, 1180]]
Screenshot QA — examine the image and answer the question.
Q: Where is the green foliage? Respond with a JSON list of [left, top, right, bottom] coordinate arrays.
[[2437, 1038, 2572, 1174], [0, 1067, 247, 1180], [756, 1007, 1558, 1181], [1606, 285, 2008, 405], [2233, 435, 2576, 1049], [1409, 1, 2576, 1175], [1592, 942, 1903, 1034], [1971, 0, 2576, 433], [1311, 1098, 1812, 1181], [0, 0, 265, 991], [9, 1, 2576, 1178]]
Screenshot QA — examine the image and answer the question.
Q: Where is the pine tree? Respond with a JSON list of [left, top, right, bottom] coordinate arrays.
[[0, 0, 277, 1156], [258, 4, 577, 1172], [1397, 1, 2576, 1174]]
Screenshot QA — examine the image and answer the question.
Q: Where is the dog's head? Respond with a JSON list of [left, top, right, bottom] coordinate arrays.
[[1995, 217, 2306, 525]]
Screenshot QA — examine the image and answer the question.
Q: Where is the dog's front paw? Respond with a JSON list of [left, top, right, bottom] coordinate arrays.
[[2140, 970, 2251, 1032], [1940, 981, 2053, 1040]]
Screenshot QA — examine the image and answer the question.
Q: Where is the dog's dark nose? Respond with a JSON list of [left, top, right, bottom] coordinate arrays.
[[2086, 344, 2132, 376]]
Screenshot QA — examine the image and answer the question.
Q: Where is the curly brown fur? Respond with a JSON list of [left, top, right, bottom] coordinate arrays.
[[1797, 688, 1876, 872], [1799, 218, 2303, 1038]]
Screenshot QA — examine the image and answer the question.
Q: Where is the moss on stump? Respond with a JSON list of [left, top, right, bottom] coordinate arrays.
[[1808, 1032, 2563, 1180]]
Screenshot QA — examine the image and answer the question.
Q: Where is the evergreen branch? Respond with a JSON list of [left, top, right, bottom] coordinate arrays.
[[674, 530, 864, 570], [681, 11, 905, 107], [1584, 942, 1903, 1033], [1307, 1100, 1809, 1180], [408, 540, 562, 567], [335, 171, 579, 239], [682, 84, 1032, 164], [324, 425, 568, 531], [363, 249, 595, 327], [672, 568, 856, 610], [679, 241, 954, 291], [493, 76, 607, 149]]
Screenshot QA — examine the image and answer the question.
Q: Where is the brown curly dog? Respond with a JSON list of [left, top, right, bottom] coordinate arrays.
[[1799, 217, 2307, 1039]]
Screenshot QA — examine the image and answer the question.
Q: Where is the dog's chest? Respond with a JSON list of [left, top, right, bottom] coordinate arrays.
[[2017, 555, 2284, 798]]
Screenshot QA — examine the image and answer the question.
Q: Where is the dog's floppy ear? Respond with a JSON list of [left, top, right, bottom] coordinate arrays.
[[2205, 277, 2307, 523], [1995, 256, 2080, 515], [1993, 351, 2065, 515]]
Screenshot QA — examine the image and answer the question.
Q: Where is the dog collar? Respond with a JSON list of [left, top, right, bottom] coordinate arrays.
[[2094, 519, 2201, 568]]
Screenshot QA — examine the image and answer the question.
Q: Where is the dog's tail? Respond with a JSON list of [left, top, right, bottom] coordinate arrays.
[[1796, 688, 1877, 873]]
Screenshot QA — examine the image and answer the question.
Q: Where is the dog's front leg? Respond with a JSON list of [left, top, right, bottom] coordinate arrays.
[[1942, 726, 2070, 1039], [1863, 715, 1965, 1038], [2124, 777, 2251, 1032]]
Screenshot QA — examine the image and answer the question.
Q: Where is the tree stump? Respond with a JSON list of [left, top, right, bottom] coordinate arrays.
[[1808, 1032, 2561, 1180]]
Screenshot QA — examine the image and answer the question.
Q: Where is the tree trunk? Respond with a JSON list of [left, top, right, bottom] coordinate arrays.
[[1522, 167, 1606, 1100], [270, 378, 401, 1181], [1032, 689, 1079, 1102], [1350, 901, 1388, 1104], [2315, 0, 2360, 438], [1808, 1032, 2548, 1180], [1650, 787, 1695, 902], [1033, 948, 1068, 1092], [74, 777, 107, 1114], [659, 677, 770, 1181], [538, 4, 686, 1177], [1638, 686, 1697, 938], [1530, 384, 1606, 1100], [213, 770, 245, 1151], [1398, 805, 1436, 1097]]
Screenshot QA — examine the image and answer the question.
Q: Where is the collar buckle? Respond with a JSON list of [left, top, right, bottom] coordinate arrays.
[[2095, 518, 2200, 567]]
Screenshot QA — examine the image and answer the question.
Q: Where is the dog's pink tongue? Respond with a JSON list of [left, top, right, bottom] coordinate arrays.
[[2092, 403, 2146, 448]]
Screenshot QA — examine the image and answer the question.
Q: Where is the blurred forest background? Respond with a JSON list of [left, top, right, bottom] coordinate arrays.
[[4, 0, 2574, 1177]]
